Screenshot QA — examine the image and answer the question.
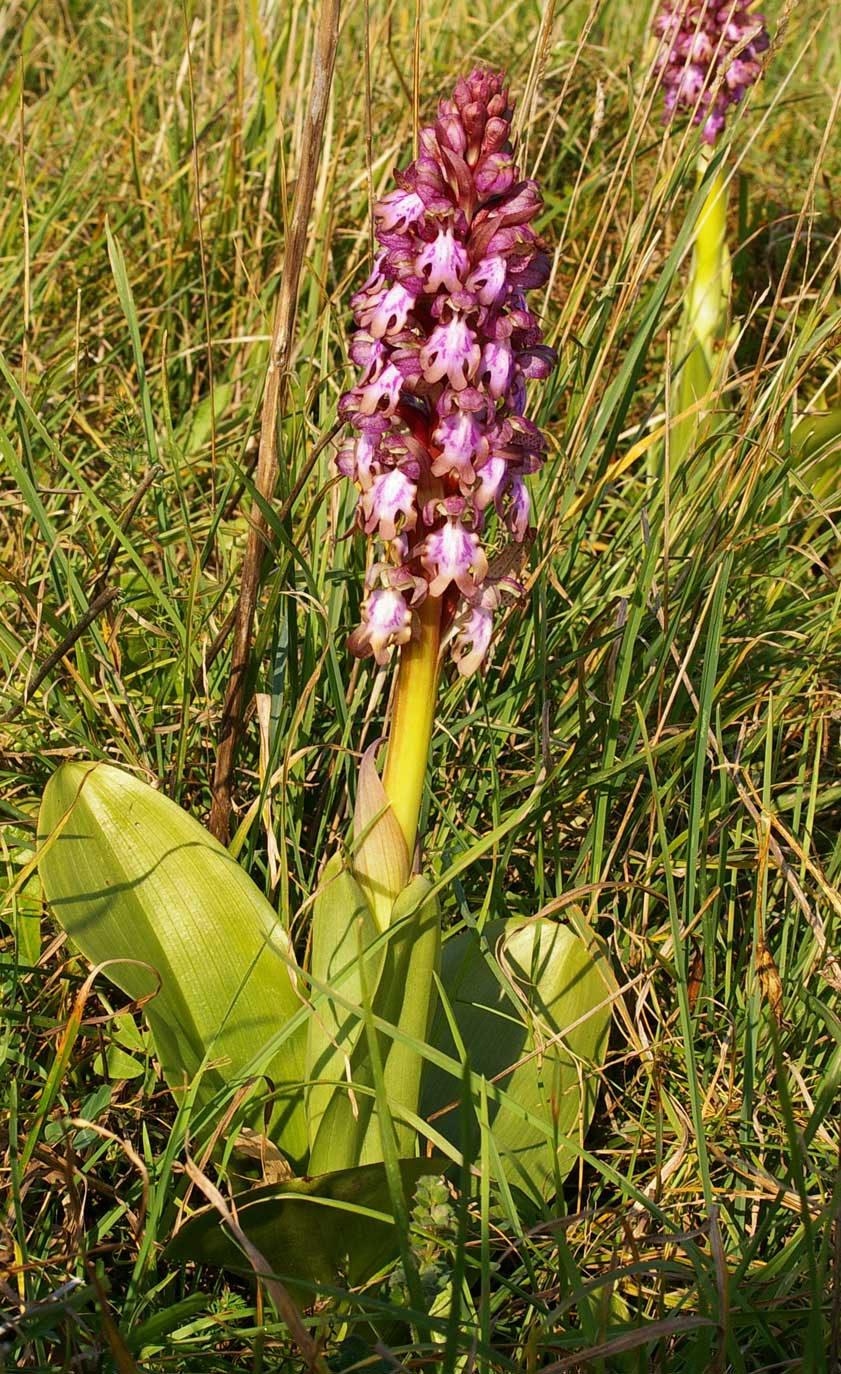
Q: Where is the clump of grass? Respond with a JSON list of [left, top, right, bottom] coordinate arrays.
[[2, 0, 841, 1370]]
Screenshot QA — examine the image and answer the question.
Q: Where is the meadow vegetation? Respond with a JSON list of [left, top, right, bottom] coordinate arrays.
[[1, 0, 841, 1368]]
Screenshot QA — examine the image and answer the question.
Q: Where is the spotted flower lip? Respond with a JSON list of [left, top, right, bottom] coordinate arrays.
[[416, 230, 470, 294], [419, 315, 482, 391], [356, 281, 417, 340], [431, 403, 487, 482], [478, 339, 515, 400], [375, 187, 426, 235], [361, 468, 418, 542], [654, 0, 769, 144], [350, 360, 406, 418], [339, 66, 557, 675], [451, 586, 498, 677], [421, 506, 489, 598], [348, 586, 413, 666]]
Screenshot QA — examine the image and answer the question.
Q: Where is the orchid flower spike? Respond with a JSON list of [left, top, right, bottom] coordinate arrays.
[[654, 0, 769, 145], [338, 67, 556, 677]]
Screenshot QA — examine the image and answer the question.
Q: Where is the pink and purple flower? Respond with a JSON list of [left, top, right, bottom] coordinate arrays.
[[338, 68, 557, 675], [654, 0, 769, 144]]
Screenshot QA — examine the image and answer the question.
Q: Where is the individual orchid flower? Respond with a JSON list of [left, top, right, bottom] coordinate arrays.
[[348, 565, 427, 667]]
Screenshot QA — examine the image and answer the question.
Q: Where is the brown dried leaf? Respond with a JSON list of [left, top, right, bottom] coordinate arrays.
[[687, 943, 704, 1013], [234, 1128, 293, 1185], [756, 937, 784, 1025]]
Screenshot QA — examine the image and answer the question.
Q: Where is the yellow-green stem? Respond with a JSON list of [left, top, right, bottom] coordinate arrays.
[[688, 156, 730, 353], [657, 154, 731, 481], [382, 593, 443, 859]]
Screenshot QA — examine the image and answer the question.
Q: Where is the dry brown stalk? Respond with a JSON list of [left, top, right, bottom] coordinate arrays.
[[209, 0, 341, 842]]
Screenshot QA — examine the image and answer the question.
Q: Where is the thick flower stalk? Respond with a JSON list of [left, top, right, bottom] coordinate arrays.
[[654, 0, 769, 145], [338, 67, 556, 687]]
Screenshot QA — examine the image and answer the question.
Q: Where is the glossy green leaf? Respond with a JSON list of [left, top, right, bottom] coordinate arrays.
[[165, 1157, 446, 1297], [308, 876, 440, 1174], [670, 163, 730, 471], [360, 875, 440, 1163], [37, 761, 308, 1165], [127, 1295, 210, 1353], [305, 853, 382, 1153], [423, 917, 610, 1205], [178, 381, 233, 458], [792, 406, 841, 467]]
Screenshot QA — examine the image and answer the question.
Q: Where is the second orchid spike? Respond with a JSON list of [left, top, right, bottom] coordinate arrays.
[[654, 0, 769, 145]]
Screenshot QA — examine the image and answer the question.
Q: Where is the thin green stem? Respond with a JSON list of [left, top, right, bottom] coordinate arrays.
[[382, 593, 443, 859]]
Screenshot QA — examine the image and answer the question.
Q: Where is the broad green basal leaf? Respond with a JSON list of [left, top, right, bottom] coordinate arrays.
[[307, 875, 440, 1175], [305, 853, 382, 1154], [165, 1157, 447, 1297], [423, 917, 611, 1206], [38, 762, 308, 1165], [359, 875, 440, 1164]]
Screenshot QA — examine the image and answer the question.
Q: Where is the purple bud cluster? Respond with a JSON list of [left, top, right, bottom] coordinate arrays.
[[338, 68, 556, 677], [654, 0, 769, 144]]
